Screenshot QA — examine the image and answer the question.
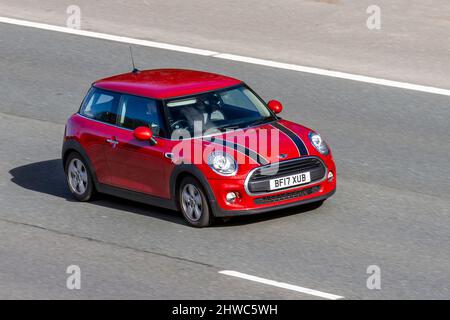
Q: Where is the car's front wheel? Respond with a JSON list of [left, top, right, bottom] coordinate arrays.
[[179, 176, 213, 227], [65, 152, 95, 201]]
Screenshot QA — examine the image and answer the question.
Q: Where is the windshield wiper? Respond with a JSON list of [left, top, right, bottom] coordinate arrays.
[[217, 125, 241, 132], [246, 115, 277, 128], [218, 121, 245, 131], [217, 116, 277, 131]]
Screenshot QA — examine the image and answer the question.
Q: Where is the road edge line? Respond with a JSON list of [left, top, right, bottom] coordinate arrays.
[[1, 16, 450, 97]]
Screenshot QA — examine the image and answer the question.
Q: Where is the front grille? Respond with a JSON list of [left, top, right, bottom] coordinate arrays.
[[254, 186, 321, 204], [246, 157, 326, 194]]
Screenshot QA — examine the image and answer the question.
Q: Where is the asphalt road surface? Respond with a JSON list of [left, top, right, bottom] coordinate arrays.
[[0, 22, 449, 299]]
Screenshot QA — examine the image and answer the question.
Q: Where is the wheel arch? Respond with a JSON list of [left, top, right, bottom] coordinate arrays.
[[169, 164, 219, 214], [62, 139, 99, 186]]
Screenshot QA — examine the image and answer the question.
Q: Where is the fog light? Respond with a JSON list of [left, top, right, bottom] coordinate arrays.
[[226, 192, 238, 203], [327, 171, 334, 182]]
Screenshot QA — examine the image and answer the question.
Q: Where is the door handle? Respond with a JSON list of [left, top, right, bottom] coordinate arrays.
[[164, 153, 173, 159], [106, 138, 119, 147]]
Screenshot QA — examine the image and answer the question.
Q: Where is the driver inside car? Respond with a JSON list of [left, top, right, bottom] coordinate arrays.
[[172, 96, 216, 131]]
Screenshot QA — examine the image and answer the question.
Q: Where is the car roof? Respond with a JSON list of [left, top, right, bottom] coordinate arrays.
[[93, 69, 243, 99]]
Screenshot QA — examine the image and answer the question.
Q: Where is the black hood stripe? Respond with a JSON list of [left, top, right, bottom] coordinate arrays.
[[207, 137, 269, 166], [271, 122, 309, 156]]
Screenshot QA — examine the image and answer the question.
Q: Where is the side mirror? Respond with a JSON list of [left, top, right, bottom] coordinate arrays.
[[268, 100, 283, 114], [133, 126, 157, 145]]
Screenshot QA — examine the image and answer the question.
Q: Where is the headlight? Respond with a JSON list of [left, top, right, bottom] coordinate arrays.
[[308, 132, 329, 155], [207, 151, 237, 176]]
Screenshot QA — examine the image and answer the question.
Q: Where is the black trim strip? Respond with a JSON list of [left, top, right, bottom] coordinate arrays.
[[96, 183, 177, 211], [213, 188, 336, 217], [207, 137, 269, 165], [271, 122, 308, 156]]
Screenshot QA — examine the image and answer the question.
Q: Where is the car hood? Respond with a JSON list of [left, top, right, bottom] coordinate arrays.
[[202, 119, 314, 165]]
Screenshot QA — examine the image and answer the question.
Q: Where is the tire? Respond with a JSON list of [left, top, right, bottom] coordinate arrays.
[[65, 152, 95, 201], [178, 176, 214, 227]]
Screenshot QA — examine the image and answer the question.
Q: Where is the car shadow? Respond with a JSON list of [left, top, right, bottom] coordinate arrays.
[[9, 159, 322, 228], [9, 159, 74, 199], [8, 159, 184, 225], [213, 201, 324, 227]]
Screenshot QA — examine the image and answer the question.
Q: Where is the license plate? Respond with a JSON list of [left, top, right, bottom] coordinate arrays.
[[269, 172, 311, 190]]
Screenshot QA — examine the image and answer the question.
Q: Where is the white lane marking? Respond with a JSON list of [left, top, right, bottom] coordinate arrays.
[[0, 17, 217, 56], [219, 270, 344, 300], [214, 54, 450, 96], [1, 16, 450, 97]]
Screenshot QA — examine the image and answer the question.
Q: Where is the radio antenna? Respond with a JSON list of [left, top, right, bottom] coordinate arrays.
[[129, 46, 139, 74]]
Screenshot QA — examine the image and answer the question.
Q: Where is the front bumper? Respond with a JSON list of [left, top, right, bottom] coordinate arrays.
[[208, 172, 336, 217], [212, 188, 335, 217], [205, 154, 336, 217]]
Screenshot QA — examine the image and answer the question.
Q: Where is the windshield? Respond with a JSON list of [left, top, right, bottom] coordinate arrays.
[[165, 85, 276, 138]]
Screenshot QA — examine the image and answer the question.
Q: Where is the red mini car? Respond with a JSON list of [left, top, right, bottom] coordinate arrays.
[[62, 69, 336, 227]]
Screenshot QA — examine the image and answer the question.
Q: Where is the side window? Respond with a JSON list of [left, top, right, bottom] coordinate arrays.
[[117, 95, 165, 137], [80, 87, 119, 124]]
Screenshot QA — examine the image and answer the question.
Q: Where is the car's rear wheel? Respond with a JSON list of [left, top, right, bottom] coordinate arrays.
[[179, 176, 213, 227], [65, 152, 95, 201]]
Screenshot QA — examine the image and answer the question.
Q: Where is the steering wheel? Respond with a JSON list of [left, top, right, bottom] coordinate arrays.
[[170, 119, 191, 131]]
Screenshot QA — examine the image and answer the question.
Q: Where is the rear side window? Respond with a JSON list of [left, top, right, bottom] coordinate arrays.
[[79, 87, 119, 124], [117, 94, 166, 137]]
